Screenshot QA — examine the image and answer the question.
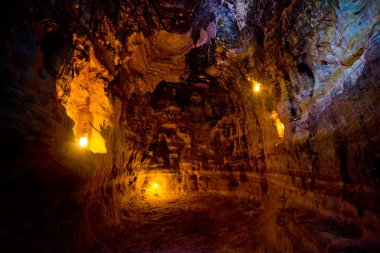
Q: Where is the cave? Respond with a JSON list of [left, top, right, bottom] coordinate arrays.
[[1, 0, 380, 252]]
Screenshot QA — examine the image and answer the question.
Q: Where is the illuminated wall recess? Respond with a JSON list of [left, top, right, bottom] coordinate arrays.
[[271, 111, 285, 139]]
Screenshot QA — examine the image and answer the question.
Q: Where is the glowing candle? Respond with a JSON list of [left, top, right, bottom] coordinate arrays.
[[79, 137, 88, 147], [253, 83, 261, 92], [247, 76, 262, 93]]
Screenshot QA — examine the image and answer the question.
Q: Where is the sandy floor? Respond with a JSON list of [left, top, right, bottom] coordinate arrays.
[[97, 193, 264, 253]]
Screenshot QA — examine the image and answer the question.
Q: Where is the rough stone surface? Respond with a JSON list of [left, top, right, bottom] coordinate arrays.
[[0, 0, 379, 252]]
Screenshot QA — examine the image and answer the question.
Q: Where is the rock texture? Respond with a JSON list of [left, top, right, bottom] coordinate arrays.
[[0, 0, 379, 252]]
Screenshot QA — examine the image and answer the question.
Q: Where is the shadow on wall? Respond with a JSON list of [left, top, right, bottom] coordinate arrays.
[[41, 31, 67, 78], [296, 63, 315, 98]]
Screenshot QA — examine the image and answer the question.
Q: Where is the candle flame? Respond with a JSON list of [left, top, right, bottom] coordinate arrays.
[[79, 137, 88, 147], [253, 83, 261, 92], [247, 76, 262, 93]]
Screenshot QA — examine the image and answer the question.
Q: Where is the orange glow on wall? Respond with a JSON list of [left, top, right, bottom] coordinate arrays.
[[271, 111, 285, 138], [144, 174, 168, 197], [56, 43, 113, 154], [135, 169, 181, 201]]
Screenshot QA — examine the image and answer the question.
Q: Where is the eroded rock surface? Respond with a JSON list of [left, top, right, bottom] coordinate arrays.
[[0, 0, 379, 252]]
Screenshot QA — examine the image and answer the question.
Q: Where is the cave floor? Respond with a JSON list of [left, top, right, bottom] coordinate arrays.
[[3, 189, 380, 253], [97, 193, 264, 253], [92, 192, 380, 253]]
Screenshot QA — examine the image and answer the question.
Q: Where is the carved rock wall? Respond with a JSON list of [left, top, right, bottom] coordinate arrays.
[[0, 0, 379, 252]]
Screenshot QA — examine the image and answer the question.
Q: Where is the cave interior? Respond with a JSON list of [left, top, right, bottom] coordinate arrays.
[[1, 0, 380, 252]]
